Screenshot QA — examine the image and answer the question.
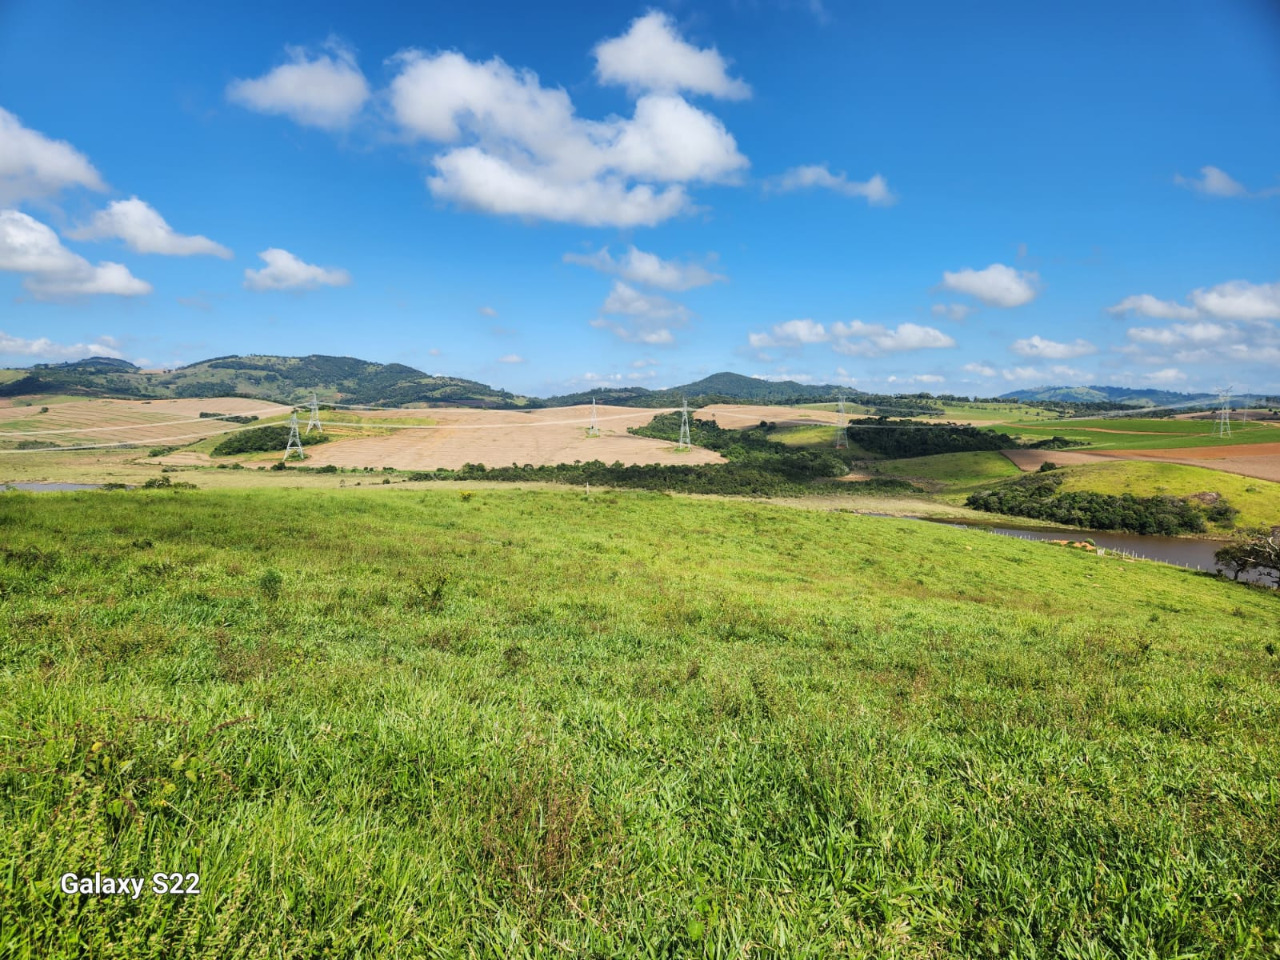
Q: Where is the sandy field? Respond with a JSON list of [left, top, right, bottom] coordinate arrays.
[[301, 404, 725, 471], [696, 404, 844, 427], [0, 397, 291, 449]]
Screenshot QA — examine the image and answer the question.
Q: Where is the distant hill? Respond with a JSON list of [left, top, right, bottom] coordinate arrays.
[[0, 355, 526, 408], [997, 385, 1216, 407], [544, 372, 857, 407]]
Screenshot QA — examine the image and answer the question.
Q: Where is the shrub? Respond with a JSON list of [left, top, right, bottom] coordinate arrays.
[[212, 426, 328, 456]]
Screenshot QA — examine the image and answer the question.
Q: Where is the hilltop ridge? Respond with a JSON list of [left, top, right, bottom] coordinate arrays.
[[0, 354, 1251, 410]]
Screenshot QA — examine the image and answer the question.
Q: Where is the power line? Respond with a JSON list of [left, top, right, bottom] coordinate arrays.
[[677, 399, 691, 450], [1215, 386, 1232, 439], [835, 395, 848, 450], [305, 392, 323, 434], [283, 412, 306, 460]]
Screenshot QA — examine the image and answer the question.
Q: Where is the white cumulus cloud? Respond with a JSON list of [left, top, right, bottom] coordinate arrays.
[[770, 165, 895, 206], [1143, 368, 1187, 384], [1128, 322, 1230, 347], [68, 197, 231, 258], [243, 248, 351, 291], [0, 331, 125, 361], [1010, 335, 1097, 360], [1189, 280, 1280, 321], [1174, 165, 1248, 198], [1111, 280, 1280, 324], [0, 107, 105, 205], [590, 280, 690, 344], [963, 362, 997, 377], [497, 354, 524, 364], [941, 263, 1038, 308], [387, 36, 747, 228], [563, 245, 725, 291], [593, 11, 750, 100], [228, 40, 370, 130], [747, 318, 954, 356], [1108, 293, 1198, 320], [833, 321, 955, 355], [0, 209, 150, 299]]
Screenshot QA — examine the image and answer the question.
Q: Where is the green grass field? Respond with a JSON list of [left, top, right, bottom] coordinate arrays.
[[2, 486, 1278, 958], [1003, 418, 1280, 451], [861, 451, 1023, 487]]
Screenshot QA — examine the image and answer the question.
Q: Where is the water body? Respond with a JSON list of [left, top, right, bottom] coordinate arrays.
[[1, 482, 106, 492], [933, 518, 1275, 586]]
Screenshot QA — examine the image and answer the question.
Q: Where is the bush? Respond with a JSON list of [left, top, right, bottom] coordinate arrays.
[[211, 426, 328, 457], [141, 476, 171, 489], [845, 418, 1017, 458], [148, 446, 178, 458], [1038, 461, 1059, 473]]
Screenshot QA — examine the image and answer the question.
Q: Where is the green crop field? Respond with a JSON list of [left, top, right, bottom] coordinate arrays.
[[2, 486, 1278, 958], [939, 402, 1056, 422], [1003, 418, 1280, 451]]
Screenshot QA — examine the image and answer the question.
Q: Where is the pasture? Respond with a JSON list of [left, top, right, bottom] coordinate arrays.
[[1, 486, 1278, 958]]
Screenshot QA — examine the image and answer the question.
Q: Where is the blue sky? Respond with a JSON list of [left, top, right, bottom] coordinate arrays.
[[1, 0, 1277, 397]]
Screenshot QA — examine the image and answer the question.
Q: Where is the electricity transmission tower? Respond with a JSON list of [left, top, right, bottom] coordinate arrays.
[[835, 394, 849, 450], [284, 412, 306, 460], [1215, 387, 1232, 438], [677, 399, 691, 450], [305, 392, 323, 434], [586, 397, 600, 437]]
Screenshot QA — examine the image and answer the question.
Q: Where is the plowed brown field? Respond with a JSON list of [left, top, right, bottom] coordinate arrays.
[[696, 404, 844, 427], [1089, 444, 1280, 482], [301, 404, 725, 471], [0, 397, 292, 449], [1002, 445, 1280, 482]]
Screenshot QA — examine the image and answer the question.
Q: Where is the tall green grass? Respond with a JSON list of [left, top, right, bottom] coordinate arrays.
[[1, 487, 1278, 958]]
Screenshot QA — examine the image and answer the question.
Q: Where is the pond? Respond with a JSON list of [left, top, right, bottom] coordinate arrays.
[[1, 482, 109, 492], [931, 518, 1274, 586]]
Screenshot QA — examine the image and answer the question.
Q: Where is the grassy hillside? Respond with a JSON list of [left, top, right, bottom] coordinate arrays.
[[1055, 461, 1280, 530], [999, 385, 1214, 406], [0, 355, 525, 408], [864, 451, 1024, 487], [2, 487, 1278, 958]]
